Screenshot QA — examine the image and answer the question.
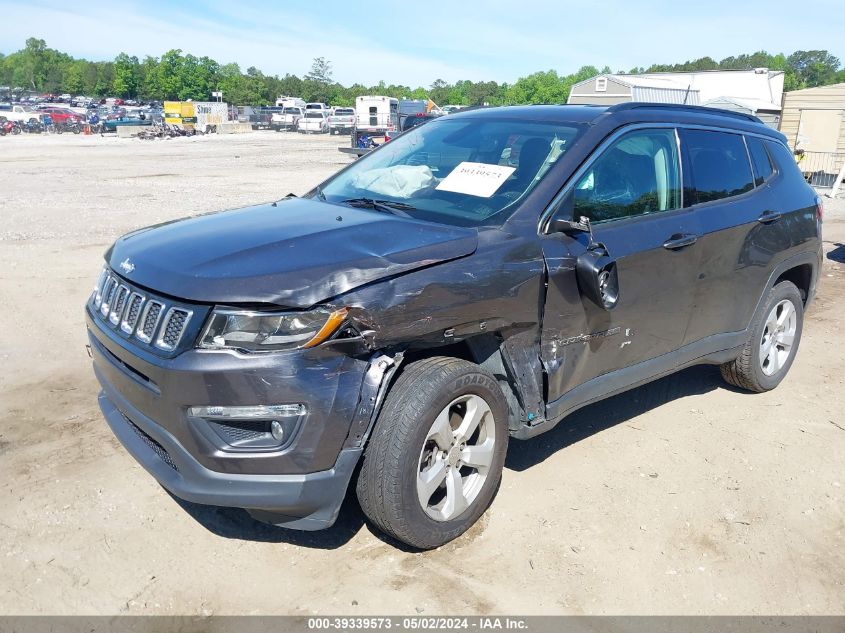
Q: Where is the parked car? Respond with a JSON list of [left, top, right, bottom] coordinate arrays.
[[0, 103, 41, 123], [101, 114, 153, 132], [241, 106, 282, 130], [297, 110, 329, 134], [86, 103, 822, 549], [398, 112, 438, 133], [305, 102, 330, 113], [271, 106, 304, 131], [38, 106, 84, 125], [327, 107, 356, 135]]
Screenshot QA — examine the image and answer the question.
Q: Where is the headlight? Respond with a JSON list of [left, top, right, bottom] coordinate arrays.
[[198, 307, 348, 352]]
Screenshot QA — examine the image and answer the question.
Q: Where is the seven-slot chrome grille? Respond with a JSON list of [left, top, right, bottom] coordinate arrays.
[[91, 268, 194, 353]]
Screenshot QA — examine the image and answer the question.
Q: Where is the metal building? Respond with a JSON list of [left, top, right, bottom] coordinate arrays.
[[779, 83, 845, 188], [568, 69, 784, 127]]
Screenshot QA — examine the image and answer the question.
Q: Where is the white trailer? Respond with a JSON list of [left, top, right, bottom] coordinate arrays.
[[276, 96, 306, 108], [194, 102, 229, 133], [354, 96, 398, 133]]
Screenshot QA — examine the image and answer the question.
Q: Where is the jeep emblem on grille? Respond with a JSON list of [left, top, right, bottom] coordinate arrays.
[[119, 258, 135, 274]]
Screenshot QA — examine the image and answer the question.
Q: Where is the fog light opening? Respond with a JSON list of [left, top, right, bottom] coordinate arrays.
[[270, 420, 285, 442], [187, 404, 305, 451]]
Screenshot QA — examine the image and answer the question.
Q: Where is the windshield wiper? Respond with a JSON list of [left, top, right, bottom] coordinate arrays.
[[340, 198, 416, 217]]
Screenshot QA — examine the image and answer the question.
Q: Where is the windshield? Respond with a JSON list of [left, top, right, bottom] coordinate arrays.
[[283, 108, 301, 114], [335, 109, 354, 116], [318, 117, 583, 227], [305, 112, 324, 119]]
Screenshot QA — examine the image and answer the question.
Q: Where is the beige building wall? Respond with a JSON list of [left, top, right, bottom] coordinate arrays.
[[780, 83, 845, 153], [567, 94, 631, 105]]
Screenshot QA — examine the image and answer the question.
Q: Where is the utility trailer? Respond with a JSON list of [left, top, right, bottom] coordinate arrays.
[[350, 95, 398, 148]]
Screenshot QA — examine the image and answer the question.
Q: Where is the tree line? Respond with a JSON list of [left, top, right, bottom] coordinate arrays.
[[1, 38, 843, 107]]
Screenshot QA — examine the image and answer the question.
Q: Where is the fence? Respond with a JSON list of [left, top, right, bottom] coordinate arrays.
[[797, 151, 845, 188]]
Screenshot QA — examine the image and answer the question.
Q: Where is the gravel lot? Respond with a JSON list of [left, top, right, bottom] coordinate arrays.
[[1, 132, 843, 615]]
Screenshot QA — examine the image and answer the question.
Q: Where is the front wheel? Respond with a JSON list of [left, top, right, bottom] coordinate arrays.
[[721, 280, 804, 392], [356, 357, 509, 549]]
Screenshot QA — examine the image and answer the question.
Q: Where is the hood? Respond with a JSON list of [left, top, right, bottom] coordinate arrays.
[[107, 198, 477, 308]]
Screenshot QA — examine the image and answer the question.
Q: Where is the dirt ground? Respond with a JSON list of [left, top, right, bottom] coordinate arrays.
[[0, 132, 843, 616]]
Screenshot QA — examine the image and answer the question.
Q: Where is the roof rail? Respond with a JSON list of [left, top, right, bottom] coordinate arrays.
[[605, 102, 762, 124]]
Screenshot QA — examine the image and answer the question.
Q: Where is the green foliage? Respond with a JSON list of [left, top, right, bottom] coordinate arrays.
[[304, 57, 333, 84], [112, 53, 138, 97], [1, 38, 842, 107]]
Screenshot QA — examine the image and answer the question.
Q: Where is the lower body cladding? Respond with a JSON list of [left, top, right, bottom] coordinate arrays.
[[86, 308, 398, 530]]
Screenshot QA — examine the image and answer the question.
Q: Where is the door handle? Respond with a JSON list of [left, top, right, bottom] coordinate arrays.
[[662, 233, 699, 250], [757, 210, 782, 224]]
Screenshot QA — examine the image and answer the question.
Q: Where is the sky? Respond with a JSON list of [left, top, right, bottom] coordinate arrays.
[[1, 0, 844, 87]]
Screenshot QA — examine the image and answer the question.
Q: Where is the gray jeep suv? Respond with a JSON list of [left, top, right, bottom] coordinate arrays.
[[86, 103, 823, 549]]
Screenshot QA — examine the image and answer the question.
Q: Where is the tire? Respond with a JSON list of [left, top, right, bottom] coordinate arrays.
[[356, 357, 509, 549], [720, 280, 804, 392]]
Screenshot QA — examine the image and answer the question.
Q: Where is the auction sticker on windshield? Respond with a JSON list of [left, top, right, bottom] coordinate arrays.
[[435, 162, 516, 198]]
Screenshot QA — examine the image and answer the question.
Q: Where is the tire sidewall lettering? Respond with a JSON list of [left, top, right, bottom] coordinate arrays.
[[453, 374, 498, 394]]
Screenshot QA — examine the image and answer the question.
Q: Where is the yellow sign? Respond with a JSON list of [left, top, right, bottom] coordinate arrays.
[[163, 101, 196, 128]]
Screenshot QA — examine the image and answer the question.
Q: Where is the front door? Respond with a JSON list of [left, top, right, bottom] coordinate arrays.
[[541, 127, 702, 406]]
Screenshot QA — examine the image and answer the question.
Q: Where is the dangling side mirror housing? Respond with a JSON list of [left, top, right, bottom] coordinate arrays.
[[576, 245, 619, 310]]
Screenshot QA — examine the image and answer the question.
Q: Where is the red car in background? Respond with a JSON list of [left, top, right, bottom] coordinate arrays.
[[38, 107, 84, 125]]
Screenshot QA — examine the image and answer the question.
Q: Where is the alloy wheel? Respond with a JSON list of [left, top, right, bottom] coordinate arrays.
[[759, 299, 797, 376], [416, 394, 496, 522]]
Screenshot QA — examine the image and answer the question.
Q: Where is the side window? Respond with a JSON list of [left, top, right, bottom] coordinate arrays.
[[572, 129, 681, 223], [682, 129, 754, 204], [746, 136, 774, 185], [765, 140, 806, 183]]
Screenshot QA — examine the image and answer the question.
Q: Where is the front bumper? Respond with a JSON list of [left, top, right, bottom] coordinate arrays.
[[87, 306, 375, 529], [98, 381, 361, 529]]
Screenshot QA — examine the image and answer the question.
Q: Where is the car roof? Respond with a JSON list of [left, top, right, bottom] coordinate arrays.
[[450, 103, 785, 140]]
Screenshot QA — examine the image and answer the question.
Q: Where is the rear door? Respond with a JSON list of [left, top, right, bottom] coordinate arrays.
[[680, 128, 784, 343], [541, 127, 702, 404]]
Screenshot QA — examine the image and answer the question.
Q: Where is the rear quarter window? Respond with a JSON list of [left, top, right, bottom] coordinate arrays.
[[764, 139, 807, 183], [746, 136, 775, 185], [681, 129, 754, 205]]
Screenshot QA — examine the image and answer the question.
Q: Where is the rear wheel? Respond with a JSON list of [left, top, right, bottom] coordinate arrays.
[[721, 281, 803, 392], [357, 357, 509, 549]]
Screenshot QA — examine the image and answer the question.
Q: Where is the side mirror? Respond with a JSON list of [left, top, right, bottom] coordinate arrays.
[[548, 189, 577, 233], [576, 245, 619, 310], [551, 217, 590, 235]]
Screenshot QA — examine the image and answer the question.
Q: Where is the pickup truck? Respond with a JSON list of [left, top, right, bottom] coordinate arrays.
[[327, 108, 356, 135], [297, 110, 328, 134], [271, 107, 304, 132], [0, 104, 41, 123], [239, 106, 282, 130]]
